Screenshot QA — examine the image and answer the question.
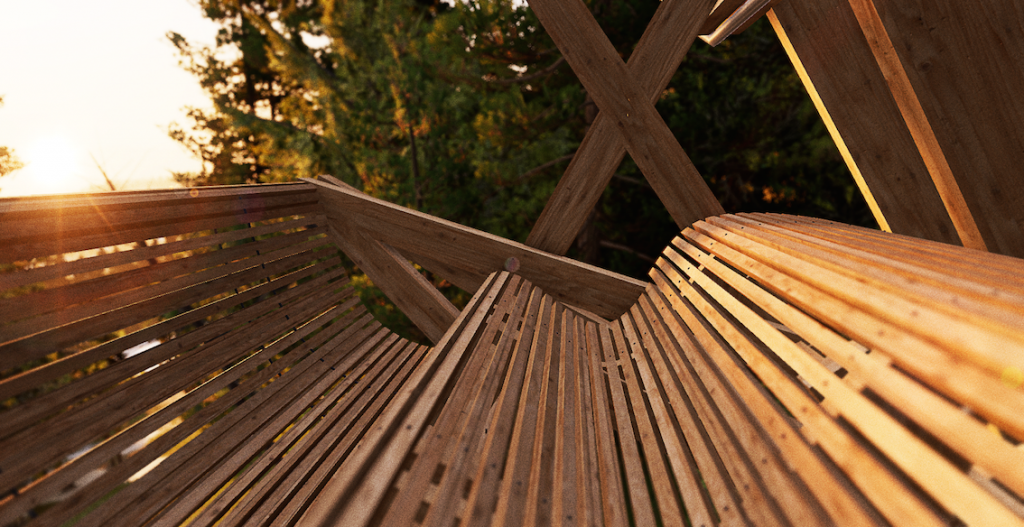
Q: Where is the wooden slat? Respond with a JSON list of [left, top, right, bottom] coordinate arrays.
[[0, 281, 355, 499], [1, 199, 321, 264], [379, 275, 528, 526], [306, 177, 646, 319], [701, 216, 1024, 396], [299, 272, 509, 527], [0, 258, 340, 406], [489, 294, 556, 527], [674, 228, 1024, 501], [0, 225, 328, 325], [526, 0, 717, 254], [854, 0, 1024, 257], [651, 262, 944, 526], [0, 247, 338, 370], [327, 221, 458, 343], [460, 288, 545, 525], [69, 320, 388, 527], [660, 237, 1024, 526], [767, 1, 959, 243], [0, 214, 324, 294]]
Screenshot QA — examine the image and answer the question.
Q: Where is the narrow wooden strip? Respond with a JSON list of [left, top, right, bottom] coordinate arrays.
[[306, 177, 646, 320], [612, 320, 687, 525], [0, 248, 339, 370], [572, 318, 602, 526], [461, 288, 545, 525], [299, 272, 509, 527], [491, 294, 555, 527], [526, 0, 717, 254], [522, 302, 564, 527], [636, 293, 750, 527], [0, 182, 313, 216], [700, 0, 747, 33], [582, 322, 629, 526], [0, 186, 317, 247], [596, 323, 658, 526], [229, 342, 430, 527], [147, 333, 407, 527], [623, 304, 718, 527], [381, 276, 527, 526], [0, 214, 324, 295], [660, 246, 1021, 526], [1, 200, 321, 264], [327, 220, 457, 343], [420, 281, 536, 526], [678, 228, 1024, 498], [551, 309, 580, 526], [645, 272, 787, 526], [0, 282, 354, 497], [0, 225, 328, 324], [845, 0, 986, 250]]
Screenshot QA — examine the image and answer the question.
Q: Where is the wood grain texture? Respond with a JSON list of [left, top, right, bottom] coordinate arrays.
[[526, 0, 717, 254], [857, 0, 1024, 257], [306, 177, 646, 319], [845, 0, 987, 251], [326, 220, 458, 343], [768, 1, 959, 244]]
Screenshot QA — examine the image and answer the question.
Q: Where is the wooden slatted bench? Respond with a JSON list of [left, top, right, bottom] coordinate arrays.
[[2, 185, 1023, 526]]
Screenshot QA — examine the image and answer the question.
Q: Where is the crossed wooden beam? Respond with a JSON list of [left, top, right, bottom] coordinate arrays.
[[525, 0, 724, 255]]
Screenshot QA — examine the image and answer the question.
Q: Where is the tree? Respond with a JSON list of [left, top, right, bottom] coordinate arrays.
[[0, 96, 25, 179]]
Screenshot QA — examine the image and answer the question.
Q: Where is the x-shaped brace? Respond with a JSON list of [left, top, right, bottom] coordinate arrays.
[[526, 0, 724, 254]]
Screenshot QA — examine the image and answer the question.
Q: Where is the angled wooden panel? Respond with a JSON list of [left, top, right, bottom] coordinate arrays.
[[859, 0, 1024, 257], [527, 0, 717, 254], [768, 0, 959, 245], [304, 178, 647, 319]]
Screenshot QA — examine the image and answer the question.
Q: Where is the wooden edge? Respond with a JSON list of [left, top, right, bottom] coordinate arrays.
[[845, 0, 986, 250], [0, 181, 316, 215], [325, 221, 458, 344], [303, 177, 646, 320]]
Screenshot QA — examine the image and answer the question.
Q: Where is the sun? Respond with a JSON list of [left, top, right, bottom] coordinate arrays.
[[24, 135, 87, 194]]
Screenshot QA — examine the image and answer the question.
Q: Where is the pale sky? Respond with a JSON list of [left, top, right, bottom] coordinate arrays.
[[0, 0, 221, 197]]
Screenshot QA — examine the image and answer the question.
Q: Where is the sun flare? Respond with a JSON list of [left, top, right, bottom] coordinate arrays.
[[25, 135, 86, 194]]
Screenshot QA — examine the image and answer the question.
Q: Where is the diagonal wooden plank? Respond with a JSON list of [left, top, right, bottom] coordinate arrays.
[[526, 0, 723, 254], [304, 177, 647, 319], [326, 217, 458, 343], [527, 0, 715, 255]]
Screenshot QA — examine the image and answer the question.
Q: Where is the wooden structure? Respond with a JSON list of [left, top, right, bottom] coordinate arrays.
[[2, 0, 1023, 525]]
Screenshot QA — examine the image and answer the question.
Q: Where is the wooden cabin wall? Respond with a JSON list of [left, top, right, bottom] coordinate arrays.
[[771, 0, 1024, 257]]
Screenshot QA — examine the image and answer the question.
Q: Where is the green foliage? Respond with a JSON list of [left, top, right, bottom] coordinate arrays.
[[170, 0, 873, 339]]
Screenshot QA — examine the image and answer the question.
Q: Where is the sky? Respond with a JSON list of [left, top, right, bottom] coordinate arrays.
[[0, 0, 221, 197]]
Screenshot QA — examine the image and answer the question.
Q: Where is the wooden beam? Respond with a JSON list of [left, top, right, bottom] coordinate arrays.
[[326, 220, 458, 344], [851, 0, 1024, 257], [526, 0, 724, 250], [527, 0, 716, 255], [303, 178, 647, 320], [767, 2, 960, 245], [846, 0, 986, 251]]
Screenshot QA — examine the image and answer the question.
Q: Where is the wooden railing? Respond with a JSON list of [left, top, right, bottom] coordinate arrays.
[[1, 184, 1022, 526]]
